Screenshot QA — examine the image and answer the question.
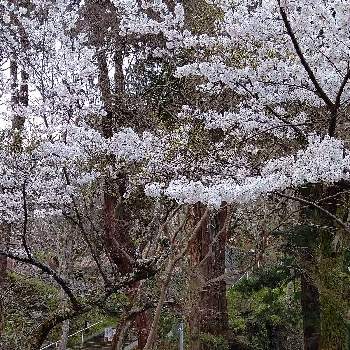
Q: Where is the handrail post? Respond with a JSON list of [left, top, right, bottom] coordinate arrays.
[[81, 329, 84, 348], [40, 320, 103, 350], [178, 322, 184, 350]]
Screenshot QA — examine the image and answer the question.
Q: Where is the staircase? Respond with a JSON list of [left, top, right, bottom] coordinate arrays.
[[41, 326, 138, 350], [77, 334, 138, 350], [79, 334, 111, 349]]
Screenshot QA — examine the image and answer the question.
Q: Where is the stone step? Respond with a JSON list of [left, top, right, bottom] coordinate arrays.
[[70, 338, 111, 349], [69, 335, 137, 349]]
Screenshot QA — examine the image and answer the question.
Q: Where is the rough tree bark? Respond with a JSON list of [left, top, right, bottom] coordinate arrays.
[[188, 204, 229, 350], [317, 185, 348, 350]]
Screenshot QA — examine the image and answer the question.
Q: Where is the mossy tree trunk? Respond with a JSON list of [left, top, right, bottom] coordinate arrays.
[[318, 185, 349, 350], [299, 184, 350, 350]]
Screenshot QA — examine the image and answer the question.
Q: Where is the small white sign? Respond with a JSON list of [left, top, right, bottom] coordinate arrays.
[[104, 327, 116, 342]]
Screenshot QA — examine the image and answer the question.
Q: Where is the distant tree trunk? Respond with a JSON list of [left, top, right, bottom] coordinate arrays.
[[188, 204, 229, 350], [10, 52, 27, 148], [298, 187, 321, 350]]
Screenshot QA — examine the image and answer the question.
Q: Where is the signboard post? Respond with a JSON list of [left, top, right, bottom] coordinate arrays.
[[104, 327, 116, 342]]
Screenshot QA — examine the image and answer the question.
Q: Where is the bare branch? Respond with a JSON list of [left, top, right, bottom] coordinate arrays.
[[278, 2, 334, 108], [335, 65, 350, 108], [21, 181, 32, 259], [0, 250, 80, 309], [143, 208, 209, 350]]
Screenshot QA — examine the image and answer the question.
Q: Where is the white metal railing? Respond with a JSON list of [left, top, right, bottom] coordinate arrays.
[[40, 320, 185, 350], [40, 320, 103, 350]]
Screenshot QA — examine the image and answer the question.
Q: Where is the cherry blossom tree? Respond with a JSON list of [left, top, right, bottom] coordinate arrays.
[[128, 1, 350, 349], [1, 1, 350, 350]]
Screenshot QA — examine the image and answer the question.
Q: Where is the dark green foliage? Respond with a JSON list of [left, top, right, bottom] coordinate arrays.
[[227, 266, 303, 350], [156, 310, 182, 350], [1, 272, 60, 349], [199, 333, 229, 350], [1, 272, 123, 349]]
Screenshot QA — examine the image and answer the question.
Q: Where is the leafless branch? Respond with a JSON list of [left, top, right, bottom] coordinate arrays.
[[0, 250, 80, 309], [278, 2, 334, 108]]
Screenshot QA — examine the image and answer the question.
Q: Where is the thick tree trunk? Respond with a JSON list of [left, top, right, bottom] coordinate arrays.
[[188, 204, 229, 350], [92, 15, 150, 347], [301, 274, 321, 350], [298, 186, 322, 350], [1, 51, 28, 337], [135, 311, 151, 349], [103, 183, 134, 274], [299, 184, 348, 350], [318, 186, 347, 350], [0, 59, 19, 315]]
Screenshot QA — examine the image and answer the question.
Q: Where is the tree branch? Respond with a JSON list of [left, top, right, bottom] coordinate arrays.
[[0, 250, 80, 309], [21, 181, 32, 259], [278, 2, 334, 108], [143, 208, 209, 350], [335, 65, 350, 108], [329, 65, 350, 136], [274, 191, 350, 233]]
